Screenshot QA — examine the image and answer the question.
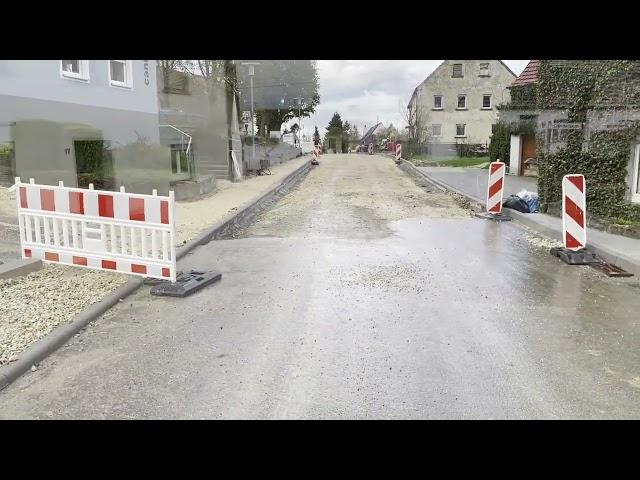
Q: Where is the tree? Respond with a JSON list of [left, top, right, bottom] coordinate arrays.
[[237, 60, 320, 137], [342, 121, 351, 152], [400, 94, 430, 158], [349, 124, 360, 141], [325, 113, 347, 152], [313, 126, 321, 145]]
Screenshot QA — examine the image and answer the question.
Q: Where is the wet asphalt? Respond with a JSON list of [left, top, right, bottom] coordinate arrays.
[[2, 154, 640, 419]]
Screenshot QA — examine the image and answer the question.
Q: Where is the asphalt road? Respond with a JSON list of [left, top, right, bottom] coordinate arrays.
[[2, 154, 640, 419]]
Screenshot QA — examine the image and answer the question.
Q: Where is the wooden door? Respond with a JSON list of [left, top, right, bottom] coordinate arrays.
[[520, 134, 537, 176]]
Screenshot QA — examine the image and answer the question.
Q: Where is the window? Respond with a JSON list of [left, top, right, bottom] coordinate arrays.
[[433, 95, 443, 110], [452, 63, 463, 78], [479, 63, 490, 76], [456, 124, 466, 137], [60, 60, 89, 81], [457, 95, 467, 109], [482, 94, 492, 109], [432, 124, 442, 137], [109, 60, 132, 88]]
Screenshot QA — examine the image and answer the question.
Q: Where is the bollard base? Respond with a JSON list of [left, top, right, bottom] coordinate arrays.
[[150, 270, 222, 298], [550, 247, 600, 265], [475, 212, 512, 222]]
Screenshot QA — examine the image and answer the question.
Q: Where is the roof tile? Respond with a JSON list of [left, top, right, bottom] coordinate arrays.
[[511, 60, 540, 87]]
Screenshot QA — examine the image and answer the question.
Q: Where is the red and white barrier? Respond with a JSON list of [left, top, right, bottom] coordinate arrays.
[[313, 145, 319, 162], [14, 177, 176, 281], [486, 162, 506, 214], [562, 174, 587, 250], [395, 143, 402, 162]]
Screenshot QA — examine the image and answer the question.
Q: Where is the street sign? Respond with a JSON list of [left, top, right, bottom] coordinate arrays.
[[562, 174, 587, 250], [486, 162, 506, 214]]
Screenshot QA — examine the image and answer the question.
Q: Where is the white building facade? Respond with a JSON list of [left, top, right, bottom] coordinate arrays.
[[408, 60, 516, 155]]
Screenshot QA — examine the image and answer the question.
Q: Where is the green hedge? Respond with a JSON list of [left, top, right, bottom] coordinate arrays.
[[538, 127, 640, 222], [489, 123, 510, 163], [499, 60, 640, 223]]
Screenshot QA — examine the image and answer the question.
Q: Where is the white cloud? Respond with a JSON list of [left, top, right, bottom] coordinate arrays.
[[292, 60, 530, 140]]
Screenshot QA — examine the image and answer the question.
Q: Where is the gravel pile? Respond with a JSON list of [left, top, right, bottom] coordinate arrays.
[[526, 235, 563, 251], [0, 265, 128, 366]]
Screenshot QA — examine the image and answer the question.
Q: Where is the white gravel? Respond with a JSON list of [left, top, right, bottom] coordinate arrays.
[[526, 235, 563, 251], [0, 265, 128, 366], [0, 186, 18, 220]]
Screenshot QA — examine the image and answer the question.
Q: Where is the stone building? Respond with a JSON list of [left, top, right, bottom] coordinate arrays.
[[407, 60, 516, 156]]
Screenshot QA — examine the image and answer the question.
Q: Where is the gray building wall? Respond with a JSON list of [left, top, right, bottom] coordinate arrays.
[[409, 60, 516, 149], [0, 60, 169, 191], [157, 69, 241, 181]]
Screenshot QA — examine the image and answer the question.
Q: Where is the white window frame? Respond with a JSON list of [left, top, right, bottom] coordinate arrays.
[[457, 94, 467, 110], [108, 60, 133, 89], [60, 60, 90, 81], [632, 144, 640, 203], [479, 63, 490, 76], [452, 63, 464, 78], [432, 124, 442, 137], [433, 95, 443, 110], [455, 124, 466, 138], [482, 94, 492, 110]]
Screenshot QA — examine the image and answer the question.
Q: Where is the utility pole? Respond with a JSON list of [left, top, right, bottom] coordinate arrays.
[[241, 62, 260, 167]]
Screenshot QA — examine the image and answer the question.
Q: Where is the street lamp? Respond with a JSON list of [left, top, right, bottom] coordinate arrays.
[[293, 96, 304, 149], [241, 62, 260, 167]]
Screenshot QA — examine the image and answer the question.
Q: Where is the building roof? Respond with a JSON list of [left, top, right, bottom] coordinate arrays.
[[511, 60, 540, 87]]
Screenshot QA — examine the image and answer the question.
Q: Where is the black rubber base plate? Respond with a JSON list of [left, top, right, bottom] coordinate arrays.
[[150, 270, 222, 297], [550, 247, 600, 265], [475, 212, 512, 222]]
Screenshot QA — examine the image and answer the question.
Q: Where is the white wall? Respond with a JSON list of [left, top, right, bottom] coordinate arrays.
[[509, 134, 521, 175], [409, 60, 516, 145]]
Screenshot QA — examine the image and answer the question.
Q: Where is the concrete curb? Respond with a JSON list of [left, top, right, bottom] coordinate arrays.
[[408, 162, 640, 277], [0, 277, 143, 391], [0, 258, 43, 279], [398, 159, 484, 210], [176, 158, 312, 259], [0, 157, 312, 391]]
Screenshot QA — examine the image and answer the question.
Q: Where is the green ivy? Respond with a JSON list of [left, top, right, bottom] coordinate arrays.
[[489, 123, 510, 163], [499, 60, 640, 223]]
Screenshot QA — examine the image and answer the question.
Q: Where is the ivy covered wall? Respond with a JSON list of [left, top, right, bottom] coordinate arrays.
[[492, 60, 640, 222]]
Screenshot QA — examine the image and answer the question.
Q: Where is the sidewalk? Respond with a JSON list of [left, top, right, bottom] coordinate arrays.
[[0, 155, 310, 367], [418, 166, 538, 201], [414, 164, 640, 277]]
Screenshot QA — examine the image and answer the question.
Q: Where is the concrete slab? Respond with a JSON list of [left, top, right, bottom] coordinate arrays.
[[0, 258, 42, 279]]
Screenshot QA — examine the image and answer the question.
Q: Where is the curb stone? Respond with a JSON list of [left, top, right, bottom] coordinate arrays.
[[0, 158, 313, 392]]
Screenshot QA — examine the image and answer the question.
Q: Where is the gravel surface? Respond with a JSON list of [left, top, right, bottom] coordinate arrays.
[[0, 265, 127, 366], [175, 158, 308, 244], [241, 154, 470, 240], [0, 160, 308, 368], [526, 235, 564, 251], [0, 186, 17, 222]]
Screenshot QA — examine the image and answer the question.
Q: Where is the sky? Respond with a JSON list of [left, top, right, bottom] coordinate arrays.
[[289, 60, 530, 140]]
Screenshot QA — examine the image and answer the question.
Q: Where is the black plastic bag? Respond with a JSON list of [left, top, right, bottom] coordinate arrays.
[[502, 194, 530, 213]]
